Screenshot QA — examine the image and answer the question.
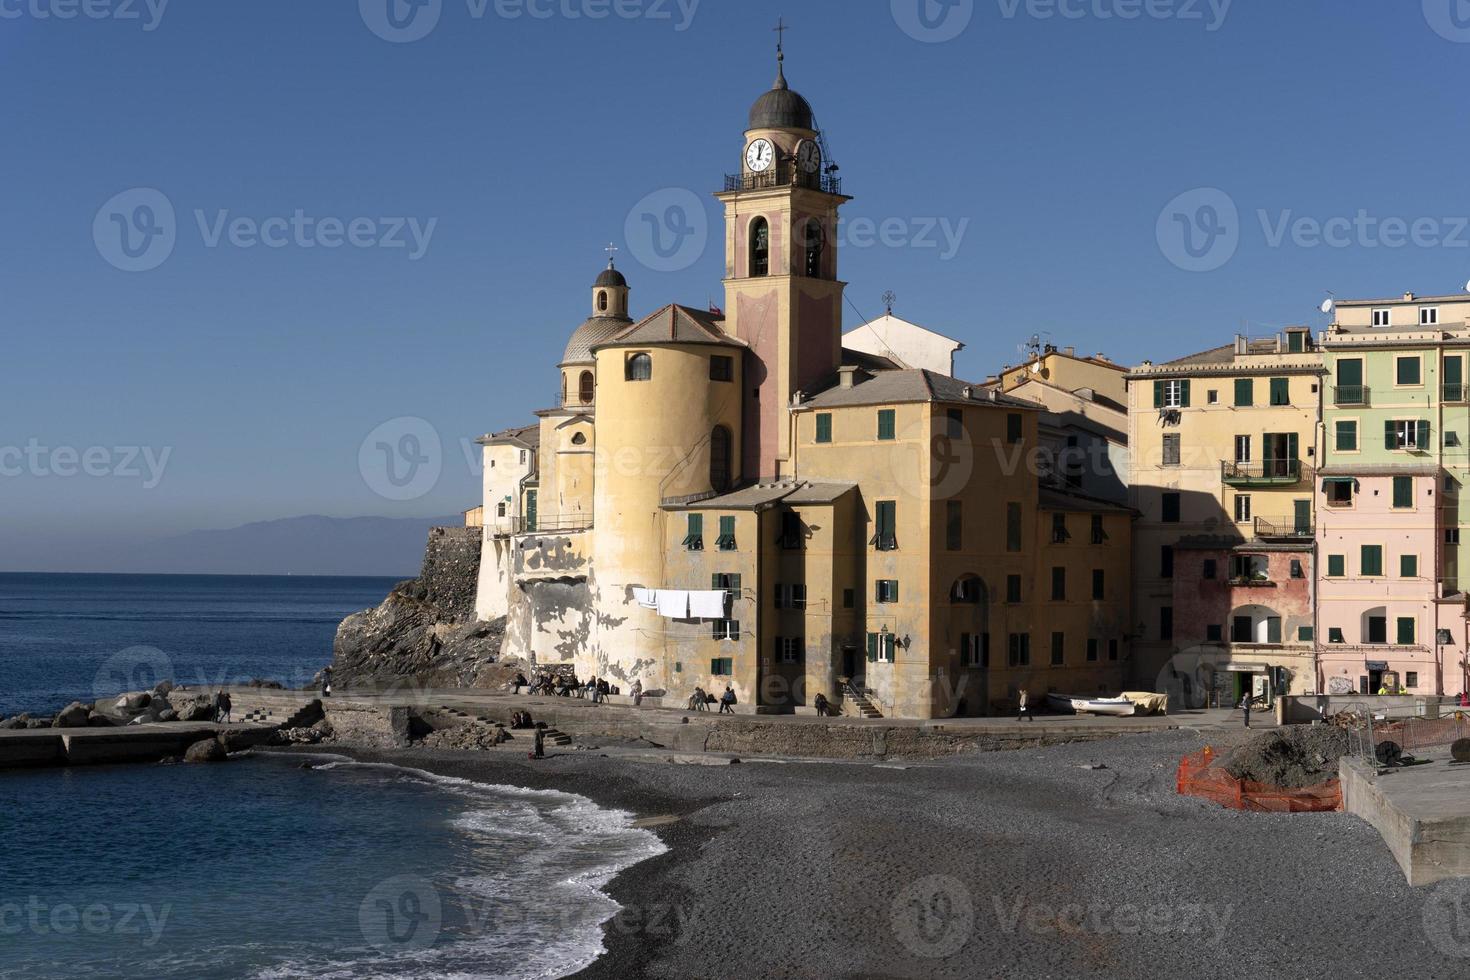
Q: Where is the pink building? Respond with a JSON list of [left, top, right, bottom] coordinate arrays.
[[1316, 467, 1468, 697]]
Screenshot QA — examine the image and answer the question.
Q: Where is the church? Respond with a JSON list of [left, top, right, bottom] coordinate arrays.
[[472, 48, 1134, 719]]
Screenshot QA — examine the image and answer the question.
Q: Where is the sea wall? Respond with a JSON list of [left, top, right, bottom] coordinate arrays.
[[420, 525, 482, 619]]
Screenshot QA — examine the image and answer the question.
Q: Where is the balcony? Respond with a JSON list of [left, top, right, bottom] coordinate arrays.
[[515, 515, 592, 535], [1445, 383, 1467, 403], [723, 164, 843, 197], [1332, 385, 1369, 406], [1254, 516, 1314, 540], [1221, 459, 1306, 487]]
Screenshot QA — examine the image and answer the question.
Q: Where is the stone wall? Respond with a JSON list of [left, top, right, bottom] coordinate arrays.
[[420, 526, 482, 620]]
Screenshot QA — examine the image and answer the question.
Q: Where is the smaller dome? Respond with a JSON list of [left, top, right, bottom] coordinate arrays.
[[594, 265, 627, 289], [562, 315, 631, 365], [749, 62, 814, 131]]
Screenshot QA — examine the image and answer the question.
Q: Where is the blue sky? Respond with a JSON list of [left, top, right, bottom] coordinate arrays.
[[4, 0, 1470, 569]]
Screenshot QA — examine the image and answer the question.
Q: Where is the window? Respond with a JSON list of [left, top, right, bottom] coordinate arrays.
[[1160, 545, 1174, 578], [1327, 554, 1345, 577], [1393, 476, 1414, 509], [790, 584, 807, 609], [773, 584, 807, 610], [875, 579, 899, 603], [1234, 495, 1252, 523], [1006, 503, 1023, 552], [1406, 671, 1420, 689], [1387, 419, 1430, 451], [626, 353, 652, 381], [1328, 628, 1345, 644], [1269, 378, 1290, 406], [1234, 435, 1252, 463], [1090, 514, 1106, 544], [1421, 306, 1439, 326], [1448, 431, 1462, 448], [709, 355, 734, 382], [1234, 378, 1254, 407], [712, 572, 742, 595], [1162, 433, 1181, 466], [1232, 554, 1268, 581], [874, 500, 897, 551], [598, 290, 609, 313], [1327, 479, 1355, 506], [1361, 545, 1384, 577], [1007, 412, 1024, 444], [1087, 638, 1100, 662], [867, 632, 897, 664], [1162, 493, 1181, 523], [1008, 633, 1031, 667], [814, 413, 832, 444], [1108, 639, 1119, 661], [778, 510, 803, 550], [1401, 554, 1418, 578], [750, 217, 769, 277], [877, 409, 896, 441], [1231, 617, 1253, 643], [1396, 356, 1422, 387], [946, 500, 963, 551], [1290, 560, 1304, 579], [710, 426, 732, 492], [496, 502, 507, 518], [716, 515, 737, 551], [802, 219, 824, 278], [1203, 559, 1217, 580], [1207, 389, 1220, 404], [841, 588, 855, 609], [776, 636, 804, 664], [711, 657, 734, 674], [1397, 617, 1416, 645], [1299, 626, 1314, 642], [519, 450, 527, 464], [1287, 331, 1307, 353], [683, 514, 704, 551], [1450, 529, 1463, 545], [947, 408, 964, 439], [951, 576, 984, 604], [712, 618, 741, 642], [1366, 616, 1387, 645], [1372, 308, 1391, 327], [579, 371, 595, 403], [1050, 632, 1065, 666], [1155, 379, 1189, 409], [1160, 607, 1173, 641], [960, 633, 987, 668], [1335, 420, 1358, 452], [1051, 567, 1066, 601], [1092, 569, 1105, 600], [1006, 575, 1022, 603], [1051, 513, 1070, 543], [1205, 624, 1223, 642]]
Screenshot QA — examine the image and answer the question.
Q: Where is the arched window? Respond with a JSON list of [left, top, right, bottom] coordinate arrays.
[[802, 219, 824, 278], [626, 353, 652, 381], [598, 290, 608, 313], [750, 217, 770, 277], [710, 425, 732, 493], [571, 432, 587, 446], [561, 373, 568, 405], [579, 371, 595, 403]]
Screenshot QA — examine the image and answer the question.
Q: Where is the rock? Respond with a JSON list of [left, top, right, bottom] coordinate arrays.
[[157, 708, 178, 722], [0, 716, 25, 730], [153, 680, 174, 697], [1226, 725, 1351, 789], [1452, 738, 1470, 764], [171, 694, 215, 722], [311, 718, 334, 739], [25, 718, 51, 730], [184, 738, 227, 763], [86, 711, 114, 727], [124, 692, 152, 711], [53, 702, 91, 728]]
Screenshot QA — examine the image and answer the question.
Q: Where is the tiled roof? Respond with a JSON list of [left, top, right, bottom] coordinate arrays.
[[1318, 464, 1440, 477], [594, 304, 746, 351], [479, 423, 540, 448], [801, 369, 1037, 410], [663, 480, 856, 512], [562, 314, 633, 365]]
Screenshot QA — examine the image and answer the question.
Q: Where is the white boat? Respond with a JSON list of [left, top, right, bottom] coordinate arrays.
[[1046, 693, 1137, 717]]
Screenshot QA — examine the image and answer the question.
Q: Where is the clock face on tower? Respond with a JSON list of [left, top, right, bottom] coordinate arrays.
[[745, 138, 775, 173], [796, 140, 821, 174]]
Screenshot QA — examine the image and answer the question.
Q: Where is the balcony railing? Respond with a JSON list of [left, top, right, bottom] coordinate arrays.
[[1444, 383, 1467, 403], [1221, 459, 1306, 486], [723, 165, 843, 196], [1333, 385, 1369, 406], [515, 515, 592, 535], [1254, 517, 1314, 540]]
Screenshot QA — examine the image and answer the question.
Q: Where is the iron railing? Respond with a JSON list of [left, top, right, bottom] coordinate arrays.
[[515, 515, 592, 535], [723, 165, 843, 196], [1333, 385, 1369, 406], [1221, 459, 1305, 485], [1444, 383, 1467, 403], [1254, 517, 1314, 539]]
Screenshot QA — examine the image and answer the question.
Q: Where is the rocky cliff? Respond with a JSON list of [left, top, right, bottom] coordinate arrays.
[[331, 526, 522, 690]]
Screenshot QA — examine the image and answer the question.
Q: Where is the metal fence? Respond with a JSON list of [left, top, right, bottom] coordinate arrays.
[[1335, 698, 1470, 767]]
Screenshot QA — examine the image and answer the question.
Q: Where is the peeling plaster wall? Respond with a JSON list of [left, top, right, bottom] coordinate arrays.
[[503, 531, 594, 667]]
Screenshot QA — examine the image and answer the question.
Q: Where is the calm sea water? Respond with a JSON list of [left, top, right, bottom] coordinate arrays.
[[0, 754, 666, 979], [0, 573, 400, 717]]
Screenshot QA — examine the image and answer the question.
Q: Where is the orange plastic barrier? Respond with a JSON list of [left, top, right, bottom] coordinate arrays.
[[1176, 747, 1342, 813]]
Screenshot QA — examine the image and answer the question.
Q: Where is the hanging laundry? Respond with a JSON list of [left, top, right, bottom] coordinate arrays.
[[656, 590, 690, 619], [688, 590, 728, 619], [632, 587, 659, 609]]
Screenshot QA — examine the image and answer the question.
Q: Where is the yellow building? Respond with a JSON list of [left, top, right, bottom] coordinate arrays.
[[999, 345, 1128, 406], [474, 49, 1133, 718]]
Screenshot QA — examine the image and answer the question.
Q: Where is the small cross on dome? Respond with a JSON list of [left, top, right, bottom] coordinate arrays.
[[604, 242, 619, 267]]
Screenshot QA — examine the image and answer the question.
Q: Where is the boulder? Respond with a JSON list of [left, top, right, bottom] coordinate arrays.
[[156, 708, 178, 723], [171, 695, 215, 722], [184, 738, 226, 763], [153, 680, 174, 697], [26, 718, 52, 730], [124, 692, 152, 712], [0, 715, 26, 730], [86, 711, 115, 727], [53, 702, 91, 728]]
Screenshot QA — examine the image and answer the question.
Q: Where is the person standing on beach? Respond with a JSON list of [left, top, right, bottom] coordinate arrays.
[[216, 689, 232, 725], [321, 666, 333, 699], [532, 726, 545, 759]]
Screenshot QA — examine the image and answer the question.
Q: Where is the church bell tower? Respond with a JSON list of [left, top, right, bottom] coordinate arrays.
[[715, 26, 850, 480]]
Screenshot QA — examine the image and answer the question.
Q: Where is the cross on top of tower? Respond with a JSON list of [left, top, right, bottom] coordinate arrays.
[[604, 242, 618, 268], [773, 16, 787, 56]]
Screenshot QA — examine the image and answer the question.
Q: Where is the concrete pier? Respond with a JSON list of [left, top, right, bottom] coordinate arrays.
[[1340, 751, 1470, 885], [0, 723, 235, 769]]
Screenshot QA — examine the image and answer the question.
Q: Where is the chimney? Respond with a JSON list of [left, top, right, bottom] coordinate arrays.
[[838, 365, 860, 390], [1235, 336, 1248, 355], [1404, 292, 1416, 302], [1063, 346, 1076, 357]]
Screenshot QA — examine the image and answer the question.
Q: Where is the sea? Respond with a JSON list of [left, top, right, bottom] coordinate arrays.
[[0, 573, 666, 979]]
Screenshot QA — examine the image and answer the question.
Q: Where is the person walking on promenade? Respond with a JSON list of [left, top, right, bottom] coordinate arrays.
[[215, 689, 233, 725], [321, 666, 333, 699], [1241, 692, 1252, 729], [1017, 689, 1033, 722]]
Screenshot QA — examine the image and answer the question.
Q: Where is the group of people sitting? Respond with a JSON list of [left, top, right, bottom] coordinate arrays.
[[687, 685, 738, 714], [515, 672, 618, 703], [509, 710, 535, 729]]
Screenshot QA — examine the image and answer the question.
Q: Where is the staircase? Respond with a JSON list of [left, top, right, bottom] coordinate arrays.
[[843, 684, 883, 719], [436, 705, 573, 747]]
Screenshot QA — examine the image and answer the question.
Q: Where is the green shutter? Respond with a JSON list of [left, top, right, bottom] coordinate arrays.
[[1401, 554, 1418, 578], [712, 573, 722, 589], [1397, 618, 1416, 645], [1447, 357, 1465, 386], [730, 574, 741, 592], [1153, 381, 1163, 408], [1362, 545, 1383, 577], [1266, 618, 1282, 645], [877, 409, 896, 440], [815, 413, 832, 443], [866, 633, 878, 662], [1336, 421, 1357, 452], [1338, 358, 1363, 387], [1270, 378, 1289, 405], [1234, 379, 1253, 407], [1327, 554, 1345, 577], [1393, 476, 1413, 509], [1386, 420, 1397, 450], [1179, 379, 1191, 407], [1417, 420, 1430, 450]]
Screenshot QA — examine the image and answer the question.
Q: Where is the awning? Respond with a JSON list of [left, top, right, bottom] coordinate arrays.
[[1321, 477, 1360, 491], [1366, 660, 1389, 671]]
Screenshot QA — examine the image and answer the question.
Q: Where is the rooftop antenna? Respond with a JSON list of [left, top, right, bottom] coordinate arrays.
[[881, 290, 897, 315]]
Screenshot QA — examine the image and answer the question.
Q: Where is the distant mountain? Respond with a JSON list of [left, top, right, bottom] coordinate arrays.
[[111, 515, 462, 577]]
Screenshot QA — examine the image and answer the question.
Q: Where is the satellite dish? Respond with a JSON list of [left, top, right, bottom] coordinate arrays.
[[1030, 362, 1042, 374], [1320, 299, 1335, 315], [1463, 278, 1470, 294]]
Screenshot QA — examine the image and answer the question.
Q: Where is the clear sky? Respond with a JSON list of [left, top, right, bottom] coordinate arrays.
[[4, 0, 1469, 569]]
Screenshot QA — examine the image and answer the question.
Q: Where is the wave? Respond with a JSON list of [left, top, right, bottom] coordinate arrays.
[[252, 760, 668, 980]]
